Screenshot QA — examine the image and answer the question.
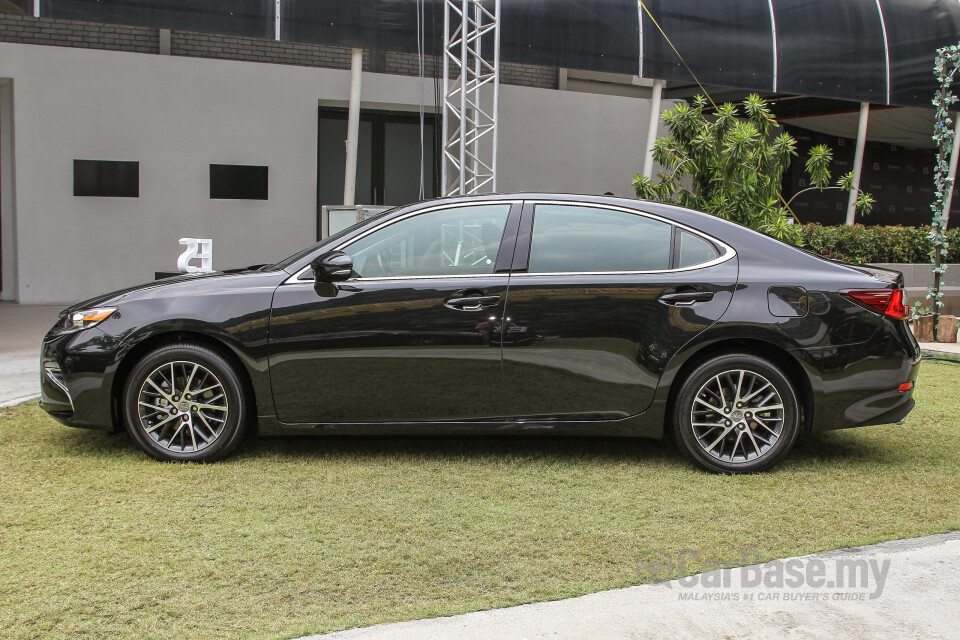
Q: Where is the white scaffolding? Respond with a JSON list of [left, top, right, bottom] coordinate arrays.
[[441, 0, 501, 196]]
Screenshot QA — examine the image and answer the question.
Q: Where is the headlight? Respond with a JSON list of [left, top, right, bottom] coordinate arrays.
[[64, 307, 117, 333]]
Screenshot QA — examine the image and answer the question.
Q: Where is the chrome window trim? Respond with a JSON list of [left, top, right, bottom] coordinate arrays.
[[518, 200, 736, 275], [285, 200, 520, 285], [283, 198, 736, 285], [283, 272, 512, 286]]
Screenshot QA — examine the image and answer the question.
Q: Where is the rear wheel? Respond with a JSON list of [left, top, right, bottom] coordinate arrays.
[[673, 353, 800, 473], [123, 343, 250, 462]]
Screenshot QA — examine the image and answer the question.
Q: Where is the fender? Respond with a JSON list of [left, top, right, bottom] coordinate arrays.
[[95, 276, 280, 420], [646, 300, 818, 438]]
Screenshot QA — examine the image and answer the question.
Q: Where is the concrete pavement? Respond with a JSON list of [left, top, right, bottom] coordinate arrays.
[[922, 339, 960, 360], [0, 355, 40, 408], [308, 532, 960, 640], [0, 303, 63, 357], [0, 303, 62, 407]]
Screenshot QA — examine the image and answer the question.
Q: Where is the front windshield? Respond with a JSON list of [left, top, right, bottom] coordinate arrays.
[[264, 208, 395, 272]]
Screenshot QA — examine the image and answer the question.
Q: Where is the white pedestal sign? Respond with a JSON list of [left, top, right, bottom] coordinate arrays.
[[177, 238, 213, 273]]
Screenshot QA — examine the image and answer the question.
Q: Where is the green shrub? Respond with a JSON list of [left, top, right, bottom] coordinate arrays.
[[799, 224, 960, 263]]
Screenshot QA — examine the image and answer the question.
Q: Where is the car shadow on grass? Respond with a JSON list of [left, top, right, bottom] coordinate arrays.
[[244, 433, 686, 467], [787, 429, 908, 466], [47, 423, 683, 466], [240, 428, 903, 469], [51, 420, 904, 469]]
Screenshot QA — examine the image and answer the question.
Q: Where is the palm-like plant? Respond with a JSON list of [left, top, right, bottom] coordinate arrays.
[[633, 94, 874, 245]]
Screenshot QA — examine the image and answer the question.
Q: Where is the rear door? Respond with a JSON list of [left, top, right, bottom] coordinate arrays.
[[500, 200, 738, 421], [268, 201, 520, 424]]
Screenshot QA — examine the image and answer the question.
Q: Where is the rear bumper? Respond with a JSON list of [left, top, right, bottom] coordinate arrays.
[[813, 385, 918, 432], [857, 397, 915, 428], [801, 320, 921, 432]]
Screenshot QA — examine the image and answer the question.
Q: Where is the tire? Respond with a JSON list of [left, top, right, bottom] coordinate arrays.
[[672, 353, 800, 473], [123, 343, 250, 462]]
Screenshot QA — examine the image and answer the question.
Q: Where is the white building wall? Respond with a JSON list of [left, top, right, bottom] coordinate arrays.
[[0, 43, 671, 304], [497, 83, 663, 197]]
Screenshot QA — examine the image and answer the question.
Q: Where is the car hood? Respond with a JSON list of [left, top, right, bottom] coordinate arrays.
[[60, 269, 280, 316]]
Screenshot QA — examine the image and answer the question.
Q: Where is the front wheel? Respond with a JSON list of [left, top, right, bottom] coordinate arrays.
[[673, 353, 800, 473], [123, 343, 250, 462]]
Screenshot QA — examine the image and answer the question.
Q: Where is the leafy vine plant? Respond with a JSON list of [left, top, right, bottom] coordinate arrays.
[[634, 94, 874, 246], [930, 45, 959, 333]]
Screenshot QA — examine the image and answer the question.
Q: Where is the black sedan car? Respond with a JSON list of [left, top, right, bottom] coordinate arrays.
[[40, 194, 920, 472]]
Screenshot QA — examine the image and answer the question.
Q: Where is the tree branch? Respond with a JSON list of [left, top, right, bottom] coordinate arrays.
[[784, 185, 850, 209]]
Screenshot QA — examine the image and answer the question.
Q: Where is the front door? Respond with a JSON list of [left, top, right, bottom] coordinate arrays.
[[269, 201, 518, 424], [501, 201, 738, 421]]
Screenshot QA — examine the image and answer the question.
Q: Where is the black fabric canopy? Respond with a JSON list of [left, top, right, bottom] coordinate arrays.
[[33, 0, 960, 107], [639, 0, 960, 107]]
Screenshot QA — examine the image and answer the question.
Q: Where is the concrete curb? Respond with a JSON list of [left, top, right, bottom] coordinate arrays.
[[922, 347, 960, 362], [305, 532, 960, 640], [0, 395, 39, 409]]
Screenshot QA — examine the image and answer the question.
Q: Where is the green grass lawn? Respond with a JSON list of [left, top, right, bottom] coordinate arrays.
[[2, 362, 959, 640]]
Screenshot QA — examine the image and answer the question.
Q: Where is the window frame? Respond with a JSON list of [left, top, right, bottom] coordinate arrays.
[[284, 199, 735, 284], [286, 200, 522, 283], [511, 200, 735, 276]]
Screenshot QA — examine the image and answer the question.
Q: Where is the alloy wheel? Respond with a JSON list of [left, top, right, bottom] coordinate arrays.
[[689, 369, 784, 464], [136, 360, 229, 454]]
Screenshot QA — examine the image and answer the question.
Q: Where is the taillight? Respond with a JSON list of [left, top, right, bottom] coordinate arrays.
[[841, 289, 909, 320]]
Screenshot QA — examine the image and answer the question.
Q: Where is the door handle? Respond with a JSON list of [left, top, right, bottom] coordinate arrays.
[[445, 295, 501, 311], [658, 291, 714, 306]]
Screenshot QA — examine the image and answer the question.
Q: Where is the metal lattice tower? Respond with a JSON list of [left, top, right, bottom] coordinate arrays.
[[441, 0, 501, 196]]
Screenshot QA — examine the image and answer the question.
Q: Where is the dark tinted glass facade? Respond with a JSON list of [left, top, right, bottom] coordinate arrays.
[[783, 124, 958, 227]]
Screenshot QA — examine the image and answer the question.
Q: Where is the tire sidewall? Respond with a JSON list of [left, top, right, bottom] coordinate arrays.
[[673, 353, 800, 473], [123, 344, 247, 462]]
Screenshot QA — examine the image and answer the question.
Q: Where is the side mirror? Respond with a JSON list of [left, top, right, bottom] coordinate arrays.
[[310, 250, 353, 282]]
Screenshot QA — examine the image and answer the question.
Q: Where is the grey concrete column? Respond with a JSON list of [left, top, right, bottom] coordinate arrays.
[[0, 80, 18, 301], [343, 48, 363, 206], [845, 101, 870, 225], [641, 79, 665, 179]]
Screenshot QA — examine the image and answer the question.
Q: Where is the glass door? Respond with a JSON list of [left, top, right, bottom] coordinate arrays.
[[317, 116, 373, 209], [383, 120, 436, 206], [318, 108, 438, 209]]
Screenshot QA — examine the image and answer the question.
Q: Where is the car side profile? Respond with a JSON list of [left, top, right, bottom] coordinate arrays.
[[39, 194, 920, 472]]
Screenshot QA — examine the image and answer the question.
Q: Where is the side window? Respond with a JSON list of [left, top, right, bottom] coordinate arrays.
[[528, 204, 671, 273], [343, 204, 510, 277], [677, 230, 720, 268]]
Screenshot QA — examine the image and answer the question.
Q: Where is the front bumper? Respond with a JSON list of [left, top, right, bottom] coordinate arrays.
[[39, 325, 129, 430], [39, 361, 74, 413]]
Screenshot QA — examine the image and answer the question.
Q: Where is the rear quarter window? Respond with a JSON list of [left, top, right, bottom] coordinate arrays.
[[677, 230, 720, 268]]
